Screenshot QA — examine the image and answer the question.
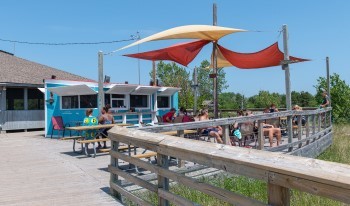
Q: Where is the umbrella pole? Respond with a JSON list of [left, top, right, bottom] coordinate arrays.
[[98, 51, 104, 113], [212, 3, 219, 119], [282, 25, 293, 151]]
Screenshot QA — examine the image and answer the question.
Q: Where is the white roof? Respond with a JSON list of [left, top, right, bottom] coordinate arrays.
[[131, 86, 160, 95], [158, 87, 181, 96], [105, 84, 138, 94], [48, 85, 97, 96]]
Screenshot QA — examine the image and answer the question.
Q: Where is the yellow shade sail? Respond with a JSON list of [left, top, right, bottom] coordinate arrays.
[[117, 25, 246, 51]]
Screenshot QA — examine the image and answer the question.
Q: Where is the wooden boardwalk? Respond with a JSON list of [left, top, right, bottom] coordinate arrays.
[[0, 131, 122, 206]]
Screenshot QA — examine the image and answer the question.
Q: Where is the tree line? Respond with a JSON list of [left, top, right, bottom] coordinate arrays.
[[151, 60, 350, 123]]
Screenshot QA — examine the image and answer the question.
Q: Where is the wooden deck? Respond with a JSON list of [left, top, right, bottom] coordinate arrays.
[[0, 131, 122, 206]]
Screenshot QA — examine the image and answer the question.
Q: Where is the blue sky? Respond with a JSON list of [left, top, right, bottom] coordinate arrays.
[[1, 1, 349, 97]]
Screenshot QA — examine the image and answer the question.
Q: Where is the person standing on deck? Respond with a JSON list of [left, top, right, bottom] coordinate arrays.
[[320, 89, 330, 108], [97, 106, 115, 149]]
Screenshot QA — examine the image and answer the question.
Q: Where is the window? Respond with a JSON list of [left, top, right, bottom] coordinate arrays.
[[130, 95, 148, 108], [6, 88, 24, 110], [104, 94, 111, 106], [157, 96, 170, 108], [80, 94, 97, 108], [111, 94, 126, 108], [62, 96, 78, 109], [28, 88, 44, 110]]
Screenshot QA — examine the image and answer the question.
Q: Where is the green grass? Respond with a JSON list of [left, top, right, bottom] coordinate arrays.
[[126, 124, 350, 206]]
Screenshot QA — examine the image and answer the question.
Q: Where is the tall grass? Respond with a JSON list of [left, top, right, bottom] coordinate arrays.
[[126, 124, 350, 206]]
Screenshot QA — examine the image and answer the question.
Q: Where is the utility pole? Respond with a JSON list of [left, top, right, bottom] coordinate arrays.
[[282, 25, 293, 150], [137, 32, 141, 84], [192, 67, 198, 115], [212, 3, 219, 118], [98, 51, 104, 113], [326, 57, 331, 107], [152, 60, 156, 86]]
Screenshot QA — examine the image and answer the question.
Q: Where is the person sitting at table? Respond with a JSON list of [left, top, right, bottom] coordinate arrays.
[[263, 123, 282, 147], [162, 108, 176, 123], [179, 107, 194, 122], [199, 109, 223, 144], [98, 106, 115, 149], [292, 105, 306, 126], [269, 103, 279, 113], [82, 109, 98, 152]]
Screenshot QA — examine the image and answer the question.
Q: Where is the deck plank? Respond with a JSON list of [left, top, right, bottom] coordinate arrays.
[[0, 131, 122, 206]]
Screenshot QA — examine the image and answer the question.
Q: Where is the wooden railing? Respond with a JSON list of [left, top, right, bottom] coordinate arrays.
[[107, 114, 350, 205], [139, 108, 332, 155]]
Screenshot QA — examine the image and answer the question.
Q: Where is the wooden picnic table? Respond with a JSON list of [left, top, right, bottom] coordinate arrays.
[[65, 123, 133, 157]]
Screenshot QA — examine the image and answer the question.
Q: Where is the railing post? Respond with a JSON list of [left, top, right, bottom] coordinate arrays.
[[257, 120, 264, 150], [312, 114, 316, 142], [287, 115, 293, 152], [297, 115, 302, 148], [157, 154, 169, 206], [222, 125, 231, 145], [318, 113, 321, 133], [110, 140, 121, 200], [176, 130, 185, 167], [268, 182, 290, 206], [305, 116, 310, 145]]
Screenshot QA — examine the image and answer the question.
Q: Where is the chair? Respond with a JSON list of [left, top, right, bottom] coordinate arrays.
[[51, 116, 71, 139], [173, 116, 184, 123], [156, 115, 164, 124], [240, 123, 256, 147]]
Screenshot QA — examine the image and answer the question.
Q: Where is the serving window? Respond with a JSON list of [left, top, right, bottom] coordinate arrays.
[[157, 96, 170, 108], [130, 95, 148, 108]]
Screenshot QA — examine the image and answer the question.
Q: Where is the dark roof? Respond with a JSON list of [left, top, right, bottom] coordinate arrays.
[[0, 50, 92, 85]]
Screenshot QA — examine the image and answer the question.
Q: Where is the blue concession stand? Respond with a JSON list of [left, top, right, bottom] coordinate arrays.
[[45, 79, 179, 138]]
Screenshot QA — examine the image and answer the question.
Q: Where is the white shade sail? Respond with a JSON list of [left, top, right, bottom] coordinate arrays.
[[48, 85, 97, 96], [131, 86, 160, 95], [117, 25, 246, 51], [158, 87, 181, 96], [105, 84, 138, 94]]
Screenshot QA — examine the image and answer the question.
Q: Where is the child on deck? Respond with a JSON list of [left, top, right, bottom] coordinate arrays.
[[82, 109, 98, 154]]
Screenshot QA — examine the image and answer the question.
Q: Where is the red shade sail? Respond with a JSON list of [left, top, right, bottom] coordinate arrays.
[[123, 40, 210, 67], [217, 42, 309, 69]]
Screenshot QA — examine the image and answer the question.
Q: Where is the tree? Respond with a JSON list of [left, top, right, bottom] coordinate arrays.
[[197, 60, 228, 108], [291, 91, 317, 107], [150, 61, 193, 109], [246, 91, 283, 109], [219, 92, 246, 110], [314, 73, 350, 123]]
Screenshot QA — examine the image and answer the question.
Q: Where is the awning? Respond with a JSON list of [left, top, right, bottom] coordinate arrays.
[[131, 86, 160, 95], [37, 88, 45, 93], [124, 40, 210, 67], [217, 42, 309, 69], [158, 87, 181, 96], [105, 84, 138, 94], [117, 25, 246, 51], [48, 85, 97, 96]]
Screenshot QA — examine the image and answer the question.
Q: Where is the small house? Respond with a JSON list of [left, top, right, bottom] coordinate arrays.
[[45, 79, 179, 138], [0, 50, 90, 133]]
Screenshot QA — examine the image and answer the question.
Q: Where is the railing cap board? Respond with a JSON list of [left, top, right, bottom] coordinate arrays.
[[108, 126, 350, 191], [138, 108, 332, 133]]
